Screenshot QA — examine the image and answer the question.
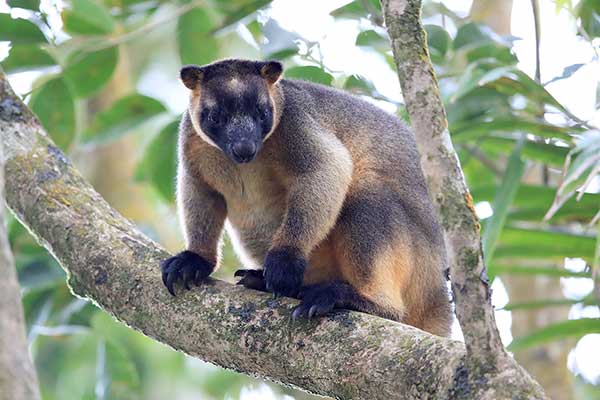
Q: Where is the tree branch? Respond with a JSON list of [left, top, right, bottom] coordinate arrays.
[[380, 0, 543, 389], [0, 138, 41, 399]]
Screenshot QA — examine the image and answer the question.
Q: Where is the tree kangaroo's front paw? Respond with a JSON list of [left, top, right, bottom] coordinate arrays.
[[263, 247, 306, 298], [160, 251, 213, 296], [234, 269, 267, 292]]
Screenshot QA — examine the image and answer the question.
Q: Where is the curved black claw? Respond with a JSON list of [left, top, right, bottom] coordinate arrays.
[[234, 269, 267, 292], [160, 251, 213, 296], [292, 283, 337, 321]]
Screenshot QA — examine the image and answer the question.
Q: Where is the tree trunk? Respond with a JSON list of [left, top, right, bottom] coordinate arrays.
[[0, 141, 41, 400], [380, 0, 547, 397]]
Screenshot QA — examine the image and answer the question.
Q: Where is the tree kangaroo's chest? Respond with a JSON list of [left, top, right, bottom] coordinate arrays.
[[202, 158, 287, 262]]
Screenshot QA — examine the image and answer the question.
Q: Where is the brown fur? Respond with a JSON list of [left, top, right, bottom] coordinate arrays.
[[176, 59, 452, 336]]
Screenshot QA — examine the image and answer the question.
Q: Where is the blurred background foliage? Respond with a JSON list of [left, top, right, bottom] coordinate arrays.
[[1, 0, 599, 399]]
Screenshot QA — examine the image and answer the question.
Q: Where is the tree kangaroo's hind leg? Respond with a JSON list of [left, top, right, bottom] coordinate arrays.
[[292, 188, 410, 322]]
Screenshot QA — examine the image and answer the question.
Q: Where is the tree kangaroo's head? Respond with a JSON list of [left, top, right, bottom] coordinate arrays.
[[180, 59, 283, 164]]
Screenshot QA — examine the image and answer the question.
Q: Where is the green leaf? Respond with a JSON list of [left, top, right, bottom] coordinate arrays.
[[502, 297, 596, 311], [344, 74, 376, 95], [83, 94, 167, 144], [265, 47, 298, 60], [1, 45, 56, 73], [450, 64, 566, 112], [496, 226, 596, 261], [29, 78, 76, 151], [471, 184, 600, 222], [356, 29, 389, 49], [451, 118, 577, 142], [578, 0, 600, 38], [331, 0, 381, 19], [214, 0, 272, 29], [464, 42, 517, 65], [482, 140, 525, 269], [177, 8, 218, 65], [62, 0, 115, 35], [453, 23, 490, 49], [425, 25, 451, 63], [478, 136, 569, 167], [285, 66, 333, 86], [7, 0, 40, 10], [63, 47, 118, 97], [489, 264, 591, 279], [508, 318, 600, 350], [0, 14, 46, 44], [135, 120, 178, 202], [546, 130, 600, 220]]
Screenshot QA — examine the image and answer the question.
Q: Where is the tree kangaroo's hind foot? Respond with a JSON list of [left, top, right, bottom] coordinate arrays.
[[291, 281, 391, 321]]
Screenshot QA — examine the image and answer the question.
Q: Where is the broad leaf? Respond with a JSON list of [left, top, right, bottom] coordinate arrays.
[[356, 29, 389, 50], [29, 78, 76, 151], [7, 0, 40, 10], [215, 0, 272, 29], [62, 0, 115, 35], [285, 66, 333, 86], [453, 23, 490, 49], [425, 25, 451, 63], [177, 8, 218, 65], [135, 120, 178, 202], [331, 0, 381, 19], [83, 94, 167, 144], [64, 47, 118, 97], [578, 0, 600, 38], [344, 74, 377, 95], [1, 45, 56, 73], [0, 14, 46, 44]]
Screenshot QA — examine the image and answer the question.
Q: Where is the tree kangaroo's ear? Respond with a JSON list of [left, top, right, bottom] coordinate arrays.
[[180, 65, 204, 90], [259, 61, 283, 85]]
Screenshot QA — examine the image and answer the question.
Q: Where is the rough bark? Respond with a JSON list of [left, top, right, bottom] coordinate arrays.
[[0, 141, 41, 399], [0, 68, 546, 399], [380, 1, 545, 396]]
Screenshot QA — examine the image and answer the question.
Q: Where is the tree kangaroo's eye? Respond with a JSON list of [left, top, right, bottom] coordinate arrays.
[[257, 106, 270, 122], [204, 109, 221, 126]]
